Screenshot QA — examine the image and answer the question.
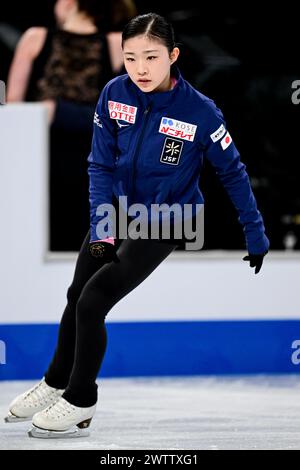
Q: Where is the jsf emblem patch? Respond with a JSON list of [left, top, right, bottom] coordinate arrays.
[[160, 138, 183, 165]]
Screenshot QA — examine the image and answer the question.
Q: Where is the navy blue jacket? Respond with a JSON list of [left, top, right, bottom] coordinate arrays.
[[88, 66, 269, 254]]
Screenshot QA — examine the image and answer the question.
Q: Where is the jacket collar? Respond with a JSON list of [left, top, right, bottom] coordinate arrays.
[[127, 65, 185, 111]]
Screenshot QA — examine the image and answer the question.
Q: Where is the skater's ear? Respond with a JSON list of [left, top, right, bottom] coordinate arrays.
[[169, 47, 180, 66]]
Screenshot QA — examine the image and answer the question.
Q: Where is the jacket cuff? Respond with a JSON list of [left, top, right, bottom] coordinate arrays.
[[246, 233, 270, 255]]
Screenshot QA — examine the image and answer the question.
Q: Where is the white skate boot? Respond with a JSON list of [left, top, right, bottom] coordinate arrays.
[[28, 397, 96, 439], [4, 378, 64, 423]]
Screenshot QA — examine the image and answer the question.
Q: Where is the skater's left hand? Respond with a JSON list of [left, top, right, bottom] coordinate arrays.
[[243, 251, 268, 274], [89, 241, 120, 263]]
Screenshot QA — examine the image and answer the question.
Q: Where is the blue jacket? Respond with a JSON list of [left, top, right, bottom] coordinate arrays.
[[88, 66, 269, 254]]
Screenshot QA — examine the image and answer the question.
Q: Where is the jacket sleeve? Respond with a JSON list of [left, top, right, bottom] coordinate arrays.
[[87, 83, 117, 242], [200, 99, 269, 254]]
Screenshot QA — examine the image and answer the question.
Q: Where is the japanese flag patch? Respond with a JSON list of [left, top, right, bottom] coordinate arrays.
[[220, 132, 232, 150]]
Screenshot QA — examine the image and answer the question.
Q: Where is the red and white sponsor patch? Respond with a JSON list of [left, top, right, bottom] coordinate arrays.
[[159, 117, 197, 142], [108, 100, 137, 124], [221, 131, 232, 150]]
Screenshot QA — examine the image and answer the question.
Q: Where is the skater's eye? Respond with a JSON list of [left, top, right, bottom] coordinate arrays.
[[125, 56, 157, 62]]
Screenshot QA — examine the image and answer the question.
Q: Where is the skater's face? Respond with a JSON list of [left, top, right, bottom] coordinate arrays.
[[123, 35, 180, 93]]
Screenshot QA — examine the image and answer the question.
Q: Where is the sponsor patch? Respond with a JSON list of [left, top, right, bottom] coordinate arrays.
[[210, 124, 226, 142], [108, 100, 137, 124], [221, 131, 232, 150], [159, 117, 197, 142], [160, 138, 183, 165]]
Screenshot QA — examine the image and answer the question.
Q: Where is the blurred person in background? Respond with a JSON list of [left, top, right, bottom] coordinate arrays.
[[6, 0, 137, 251]]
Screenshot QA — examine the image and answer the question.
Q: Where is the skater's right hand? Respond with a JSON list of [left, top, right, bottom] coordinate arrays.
[[89, 241, 120, 263], [243, 251, 268, 274]]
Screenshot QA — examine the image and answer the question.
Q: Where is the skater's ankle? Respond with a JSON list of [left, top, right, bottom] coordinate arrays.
[[44, 376, 67, 390], [62, 389, 97, 408]]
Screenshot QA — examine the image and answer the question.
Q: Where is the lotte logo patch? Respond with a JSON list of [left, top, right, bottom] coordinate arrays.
[[108, 100, 137, 124], [160, 138, 183, 165]]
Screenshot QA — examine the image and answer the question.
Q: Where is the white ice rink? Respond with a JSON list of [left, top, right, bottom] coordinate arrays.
[[1, 375, 300, 450]]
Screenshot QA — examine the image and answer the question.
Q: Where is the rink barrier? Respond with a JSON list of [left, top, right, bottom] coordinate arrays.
[[1, 320, 300, 379]]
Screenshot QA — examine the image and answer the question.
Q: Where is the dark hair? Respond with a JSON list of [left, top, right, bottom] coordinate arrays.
[[77, 0, 104, 24], [121, 12, 177, 53], [77, 0, 137, 31]]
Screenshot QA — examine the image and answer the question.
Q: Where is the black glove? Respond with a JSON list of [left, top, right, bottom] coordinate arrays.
[[89, 241, 120, 263], [243, 251, 268, 274]]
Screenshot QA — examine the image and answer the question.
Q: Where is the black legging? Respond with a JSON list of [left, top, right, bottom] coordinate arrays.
[[44, 227, 178, 407]]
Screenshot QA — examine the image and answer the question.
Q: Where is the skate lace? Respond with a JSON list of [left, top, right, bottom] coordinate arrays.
[[24, 379, 60, 406], [44, 398, 76, 419]]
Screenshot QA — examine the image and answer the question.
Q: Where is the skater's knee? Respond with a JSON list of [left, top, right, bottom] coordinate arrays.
[[76, 287, 112, 323], [66, 283, 81, 309]]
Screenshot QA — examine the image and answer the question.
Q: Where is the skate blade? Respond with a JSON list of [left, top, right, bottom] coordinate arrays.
[[4, 412, 32, 423], [28, 426, 90, 439]]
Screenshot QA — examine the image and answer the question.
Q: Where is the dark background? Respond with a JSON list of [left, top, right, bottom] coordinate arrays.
[[1, 1, 299, 250]]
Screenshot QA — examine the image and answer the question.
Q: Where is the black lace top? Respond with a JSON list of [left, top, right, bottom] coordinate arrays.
[[26, 29, 114, 104]]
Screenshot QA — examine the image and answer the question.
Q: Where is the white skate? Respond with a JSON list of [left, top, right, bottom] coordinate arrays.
[[28, 397, 96, 439], [4, 378, 64, 423]]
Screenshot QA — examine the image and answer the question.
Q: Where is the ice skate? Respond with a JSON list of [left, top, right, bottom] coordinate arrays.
[[4, 378, 64, 423], [28, 397, 96, 439]]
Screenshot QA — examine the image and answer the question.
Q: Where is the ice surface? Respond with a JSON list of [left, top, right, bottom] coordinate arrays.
[[1, 375, 300, 450]]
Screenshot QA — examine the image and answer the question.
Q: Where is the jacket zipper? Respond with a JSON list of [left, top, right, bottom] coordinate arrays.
[[130, 104, 152, 202]]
